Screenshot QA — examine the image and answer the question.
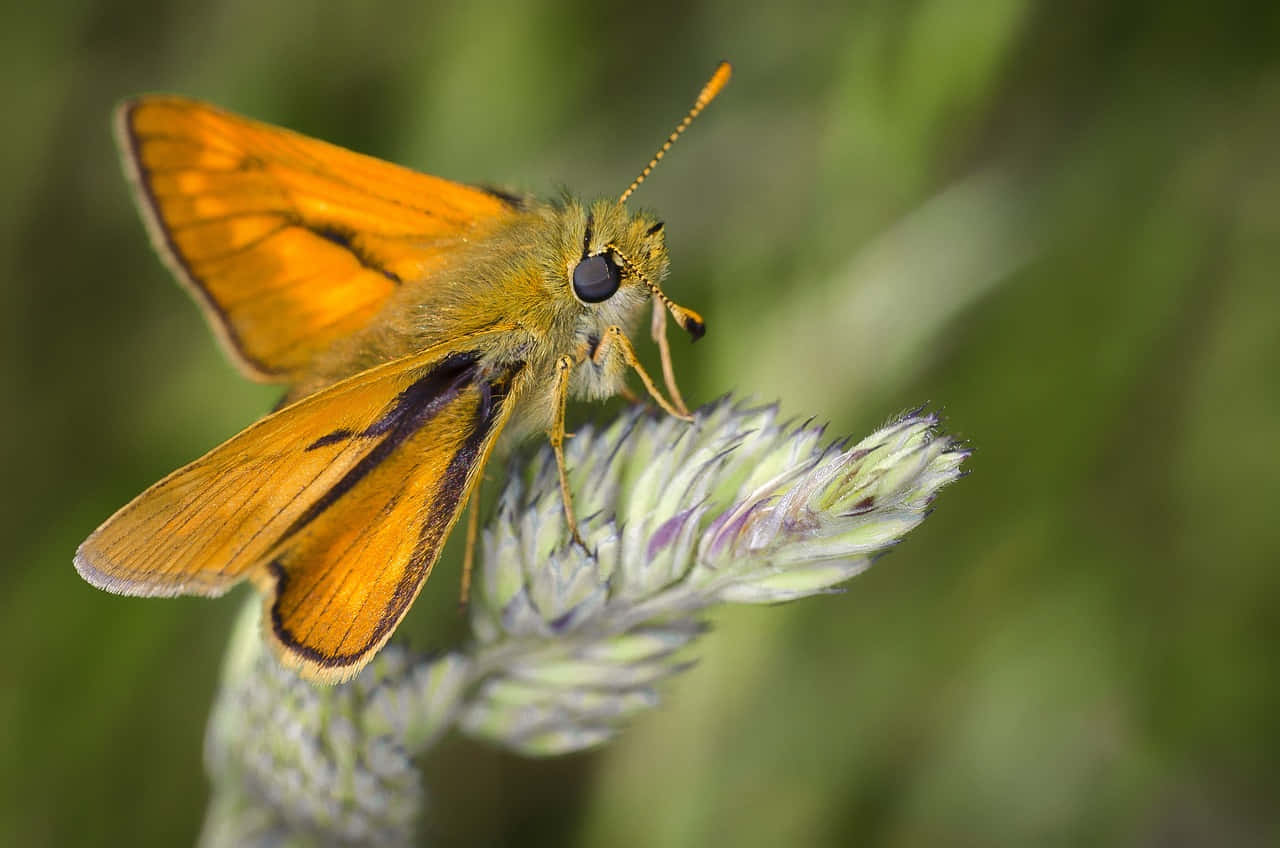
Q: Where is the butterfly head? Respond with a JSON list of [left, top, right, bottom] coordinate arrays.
[[561, 62, 731, 341], [566, 199, 703, 341]]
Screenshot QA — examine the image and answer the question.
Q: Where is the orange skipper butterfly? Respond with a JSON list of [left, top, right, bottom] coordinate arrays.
[[76, 63, 731, 683]]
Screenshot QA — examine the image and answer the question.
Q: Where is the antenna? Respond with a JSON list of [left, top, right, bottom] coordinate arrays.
[[618, 61, 732, 205], [606, 243, 705, 340]]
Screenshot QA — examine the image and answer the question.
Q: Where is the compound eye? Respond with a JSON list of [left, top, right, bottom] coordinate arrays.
[[572, 254, 621, 303]]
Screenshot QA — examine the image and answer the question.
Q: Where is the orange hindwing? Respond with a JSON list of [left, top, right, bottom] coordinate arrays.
[[76, 337, 524, 682]]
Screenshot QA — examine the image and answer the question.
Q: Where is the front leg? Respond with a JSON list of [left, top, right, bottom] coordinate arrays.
[[650, 300, 691, 417], [593, 325, 693, 422], [548, 353, 587, 549], [547, 327, 692, 552]]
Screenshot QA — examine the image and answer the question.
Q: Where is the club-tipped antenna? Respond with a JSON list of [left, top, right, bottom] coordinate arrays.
[[618, 61, 732, 205], [606, 243, 706, 341]]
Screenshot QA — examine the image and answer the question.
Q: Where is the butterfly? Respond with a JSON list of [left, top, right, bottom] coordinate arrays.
[[75, 62, 731, 683]]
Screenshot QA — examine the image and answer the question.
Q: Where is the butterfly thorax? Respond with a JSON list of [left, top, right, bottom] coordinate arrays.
[[291, 198, 670, 438]]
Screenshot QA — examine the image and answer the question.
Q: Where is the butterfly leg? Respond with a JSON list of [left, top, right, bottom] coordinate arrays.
[[650, 300, 691, 417], [549, 354, 587, 549], [458, 477, 482, 612], [595, 325, 693, 422]]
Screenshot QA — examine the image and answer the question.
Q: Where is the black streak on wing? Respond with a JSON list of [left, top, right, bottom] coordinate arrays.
[[477, 185, 528, 211], [311, 223, 404, 284], [285, 351, 478, 541], [305, 428, 354, 449], [268, 356, 523, 668]]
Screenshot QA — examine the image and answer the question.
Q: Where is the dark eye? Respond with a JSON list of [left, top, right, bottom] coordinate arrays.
[[571, 254, 621, 303]]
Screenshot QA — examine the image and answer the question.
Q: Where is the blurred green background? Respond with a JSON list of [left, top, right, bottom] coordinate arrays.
[[4, 0, 1278, 845]]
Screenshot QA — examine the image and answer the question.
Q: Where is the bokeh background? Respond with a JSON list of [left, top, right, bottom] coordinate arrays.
[[4, 1, 1278, 845]]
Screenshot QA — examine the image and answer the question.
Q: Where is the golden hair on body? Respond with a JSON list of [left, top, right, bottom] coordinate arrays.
[[76, 63, 731, 683]]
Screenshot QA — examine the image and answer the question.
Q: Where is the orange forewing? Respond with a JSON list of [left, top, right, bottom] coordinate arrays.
[[115, 96, 521, 381], [76, 336, 524, 682]]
